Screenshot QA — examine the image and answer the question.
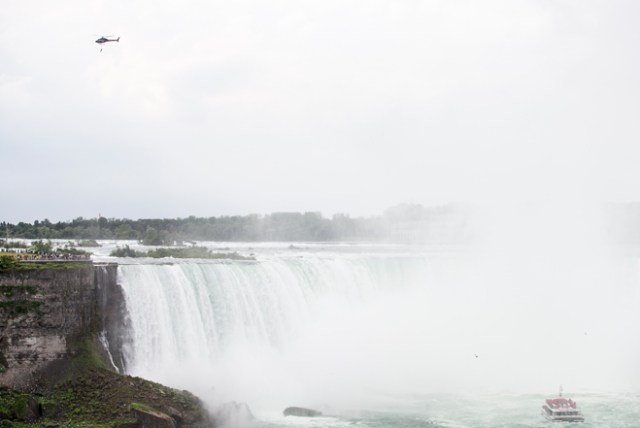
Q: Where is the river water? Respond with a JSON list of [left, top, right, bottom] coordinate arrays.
[[89, 241, 640, 427]]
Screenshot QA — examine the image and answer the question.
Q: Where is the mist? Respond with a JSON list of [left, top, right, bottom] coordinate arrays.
[[110, 201, 640, 420]]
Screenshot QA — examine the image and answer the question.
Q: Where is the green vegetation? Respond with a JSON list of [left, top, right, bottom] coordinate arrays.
[[0, 285, 42, 319], [47, 339, 207, 427], [0, 338, 210, 427], [60, 338, 111, 383], [0, 285, 39, 298], [141, 226, 162, 245], [110, 245, 255, 260], [29, 262, 91, 270], [129, 402, 155, 413], [29, 240, 53, 254], [27, 241, 90, 257], [108, 245, 139, 258], [0, 261, 92, 272], [0, 256, 18, 271], [0, 244, 91, 273], [0, 301, 43, 318], [55, 244, 91, 257], [0, 389, 40, 424], [0, 204, 472, 244]]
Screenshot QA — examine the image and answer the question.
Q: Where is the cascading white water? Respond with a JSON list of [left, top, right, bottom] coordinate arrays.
[[120, 256, 423, 361], [116, 244, 640, 419], [118, 252, 438, 414]]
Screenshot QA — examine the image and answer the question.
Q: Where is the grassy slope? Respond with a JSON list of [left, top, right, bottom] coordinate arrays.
[[1, 337, 210, 427]]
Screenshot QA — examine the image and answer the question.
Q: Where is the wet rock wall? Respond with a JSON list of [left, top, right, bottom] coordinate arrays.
[[0, 263, 126, 390]]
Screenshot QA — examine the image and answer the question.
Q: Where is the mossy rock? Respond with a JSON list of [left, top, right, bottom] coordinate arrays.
[[0, 336, 212, 427], [0, 391, 41, 422], [40, 400, 63, 420], [0, 300, 43, 318], [0, 285, 40, 298], [132, 405, 176, 428], [44, 368, 210, 427]]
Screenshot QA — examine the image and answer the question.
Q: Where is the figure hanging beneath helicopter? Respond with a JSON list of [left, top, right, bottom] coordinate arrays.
[[95, 36, 120, 52]]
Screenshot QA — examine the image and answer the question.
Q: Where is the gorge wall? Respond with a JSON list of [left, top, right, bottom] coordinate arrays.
[[0, 263, 126, 391]]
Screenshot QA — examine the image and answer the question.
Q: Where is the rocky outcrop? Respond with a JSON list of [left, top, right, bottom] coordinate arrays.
[[46, 363, 212, 427], [0, 262, 213, 427], [283, 406, 323, 417], [133, 406, 177, 428]]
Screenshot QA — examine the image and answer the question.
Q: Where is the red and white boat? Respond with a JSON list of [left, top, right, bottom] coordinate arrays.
[[541, 389, 584, 422]]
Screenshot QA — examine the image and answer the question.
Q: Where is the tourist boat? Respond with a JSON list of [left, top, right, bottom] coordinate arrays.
[[541, 389, 584, 422]]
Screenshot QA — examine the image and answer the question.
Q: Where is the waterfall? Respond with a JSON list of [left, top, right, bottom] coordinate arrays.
[[116, 247, 640, 415], [117, 253, 433, 413]]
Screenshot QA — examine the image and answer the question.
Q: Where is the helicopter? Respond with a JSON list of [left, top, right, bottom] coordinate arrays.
[[95, 36, 120, 51]]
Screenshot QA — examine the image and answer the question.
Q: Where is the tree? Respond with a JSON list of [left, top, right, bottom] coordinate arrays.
[[30, 240, 53, 253], [142, 226, 161, 245], [0, 255, 18, 271]]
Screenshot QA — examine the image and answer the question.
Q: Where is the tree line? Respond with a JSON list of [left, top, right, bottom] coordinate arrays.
[[1, 204, 472, 245]]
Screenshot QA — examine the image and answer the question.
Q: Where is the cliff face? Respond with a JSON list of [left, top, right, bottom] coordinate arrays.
[[0, 262, 213, 427], [0, 263, 122, 390], [95, 263, 132, 373]]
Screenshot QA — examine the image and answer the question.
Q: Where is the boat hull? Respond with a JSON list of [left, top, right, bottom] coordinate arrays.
[[542, 406, 584, 422]]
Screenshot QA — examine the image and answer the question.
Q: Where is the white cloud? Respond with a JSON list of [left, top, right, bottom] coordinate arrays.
[[1, 0, 640, 221]]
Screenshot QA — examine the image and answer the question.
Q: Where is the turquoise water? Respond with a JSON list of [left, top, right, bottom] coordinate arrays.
[[253, 393, 640, 428]]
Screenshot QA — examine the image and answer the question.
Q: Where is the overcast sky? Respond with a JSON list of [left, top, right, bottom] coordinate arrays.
[[2, 0, 640, 223]]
